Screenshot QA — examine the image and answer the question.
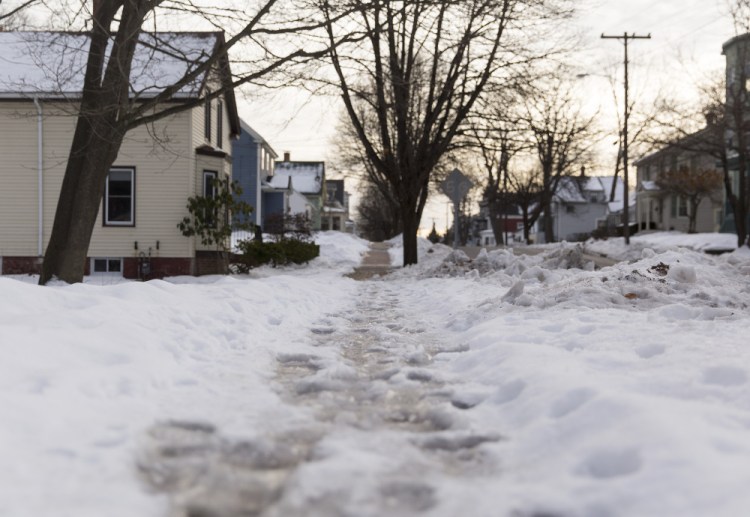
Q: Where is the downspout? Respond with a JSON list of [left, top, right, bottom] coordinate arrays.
[[256, 146, 262, 227], [33, 96, 43, 257]]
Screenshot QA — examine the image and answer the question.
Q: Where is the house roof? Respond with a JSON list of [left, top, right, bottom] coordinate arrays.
[[239, 119, 278, 158], [553, 175, 627, 212], [553, 177, 587, 203], [722, 32, 750, 54], [633, 127, 713, 167], [640, 180, 660, 192], [0, 31, 240, 136], [273, 161, 325, 195]]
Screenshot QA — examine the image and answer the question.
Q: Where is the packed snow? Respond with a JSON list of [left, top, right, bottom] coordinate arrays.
[[2, 231, 750, 516]]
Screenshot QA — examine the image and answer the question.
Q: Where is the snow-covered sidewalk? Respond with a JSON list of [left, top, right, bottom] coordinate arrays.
[[2, 232, 750, 516]]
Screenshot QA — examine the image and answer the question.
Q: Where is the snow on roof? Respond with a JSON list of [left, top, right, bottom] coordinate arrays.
[[583, 177, 605, 192], [0, 31, 219, 99], [273, 161, 324, 194], [266, 174, 292, 190], [553, 177, 587, 203], [640, 180, 660, 192]]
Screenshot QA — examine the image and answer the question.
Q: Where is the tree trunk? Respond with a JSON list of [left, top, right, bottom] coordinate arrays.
[[40, 120, 123, 284], [688, 198, 698, 234], [402, 209, 419, 266], [488, 198, 505, 245], [542, 194, 555, 243], [522, 210, 531, 243]]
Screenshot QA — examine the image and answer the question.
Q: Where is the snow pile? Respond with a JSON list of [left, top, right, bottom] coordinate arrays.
[[386, 234, 436, 267], [4, 230, 750, 516], [585, 231, 738, 261], [411, 242, 595, 279], [309, 231, 370, 271], [0, 273, 358, 517]]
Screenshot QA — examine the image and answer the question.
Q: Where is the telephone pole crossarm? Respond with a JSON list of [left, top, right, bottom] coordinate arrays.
[[601, 32, 651, 245]]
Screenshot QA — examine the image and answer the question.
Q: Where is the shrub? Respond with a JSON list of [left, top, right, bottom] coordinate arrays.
[[233, 238, 319, 271], [281, 239, 320, 264]]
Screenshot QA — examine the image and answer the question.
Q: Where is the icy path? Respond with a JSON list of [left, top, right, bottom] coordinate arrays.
[[139, 280, 504, 516]]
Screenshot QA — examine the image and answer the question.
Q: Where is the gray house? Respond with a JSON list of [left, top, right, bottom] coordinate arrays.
[[634, 130, 723, 234]]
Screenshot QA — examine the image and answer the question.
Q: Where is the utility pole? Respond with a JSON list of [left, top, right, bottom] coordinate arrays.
[[601, 32, 650, 245]]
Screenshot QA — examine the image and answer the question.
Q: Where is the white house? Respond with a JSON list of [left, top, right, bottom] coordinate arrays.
[[540, 175, 626, 243], [0, 31, 240, 278]]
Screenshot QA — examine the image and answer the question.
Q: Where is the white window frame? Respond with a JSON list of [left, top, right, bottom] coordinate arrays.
[[203, 170, 218, 198], [104, 167, 135, 226]]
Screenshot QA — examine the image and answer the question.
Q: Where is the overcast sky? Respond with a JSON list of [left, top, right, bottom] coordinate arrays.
[[243, 0, 739, 166], [15, 0, 744, 234]]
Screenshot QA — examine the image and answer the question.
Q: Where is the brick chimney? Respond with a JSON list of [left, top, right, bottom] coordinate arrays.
[[283, 151, 290, 162]]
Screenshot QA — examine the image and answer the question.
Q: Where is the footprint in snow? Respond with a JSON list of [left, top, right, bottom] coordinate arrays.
[[549, 388, 596, 419], [579, 447, 642, 479], [703, 366, 748, 386], [490, 379, 526, 405], [635, 343, 666, 359]]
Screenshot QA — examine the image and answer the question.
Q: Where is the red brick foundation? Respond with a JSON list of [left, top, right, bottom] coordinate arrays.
[[195, 251, 229, 276], [0, 256, 42, 275], [124, 257, 194, 280], [1, 256, 194, 280]]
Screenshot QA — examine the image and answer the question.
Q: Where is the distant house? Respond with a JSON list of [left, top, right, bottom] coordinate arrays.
[[263, 173, 315, 227], [322, 179, 352, 232], [232, 120, 278, 227], [271, 153, 326, 230], [0, 31, 240, 278], [475, 201, 524, 246], [634, 130, 723, 234], [541, 175, 627, 243]]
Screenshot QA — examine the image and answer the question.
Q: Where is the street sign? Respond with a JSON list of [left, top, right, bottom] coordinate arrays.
[[441, 168, 473, 204], [440, 168, 473, 249]]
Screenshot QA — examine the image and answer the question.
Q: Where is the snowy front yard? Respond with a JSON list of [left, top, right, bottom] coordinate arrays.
[[2, 232, 750, 516]]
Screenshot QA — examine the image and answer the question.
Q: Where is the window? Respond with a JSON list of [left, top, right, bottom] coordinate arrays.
[[204, 90, 212, 142], [203, 170, 218, 198], [671, 194, 688, 218], [566, 205, 576, 214], [332, 217, 341, 231], [216, 99, 223, 149], [92, 258, 123, 275], [105, 167, 135, 226], [203, 170, 218, 227], [678, 197, 688, 217]]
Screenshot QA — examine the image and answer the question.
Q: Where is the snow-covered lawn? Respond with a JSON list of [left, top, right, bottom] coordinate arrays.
[[2, 231, 750, 516]]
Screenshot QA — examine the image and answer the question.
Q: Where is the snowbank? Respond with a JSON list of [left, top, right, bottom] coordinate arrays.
[[4, 230, 750, 516], [585, 231, 739, 261]]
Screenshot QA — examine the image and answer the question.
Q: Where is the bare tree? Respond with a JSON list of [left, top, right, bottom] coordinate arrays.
[[0, 0, 37, 28], [36, 0, 344, 284], [320, 0, 572, 265], [655, 165, 723, 233], [524, 75, 597, 243], [467, 89, 528, 246], [356, 182, 402, 241], [330, 107, 403, 240], [507, 168, 543, 243]]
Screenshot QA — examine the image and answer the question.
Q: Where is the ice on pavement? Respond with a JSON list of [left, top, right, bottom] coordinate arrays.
[[2, 231, 750, 516]]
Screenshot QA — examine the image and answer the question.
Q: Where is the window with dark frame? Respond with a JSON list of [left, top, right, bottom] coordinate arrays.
[[92, 258, 123, 274], [203, 170, 218, 227], [105, 167, 135, 226], [217, 99, 223, 149], [204, 90, 212, 142]]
